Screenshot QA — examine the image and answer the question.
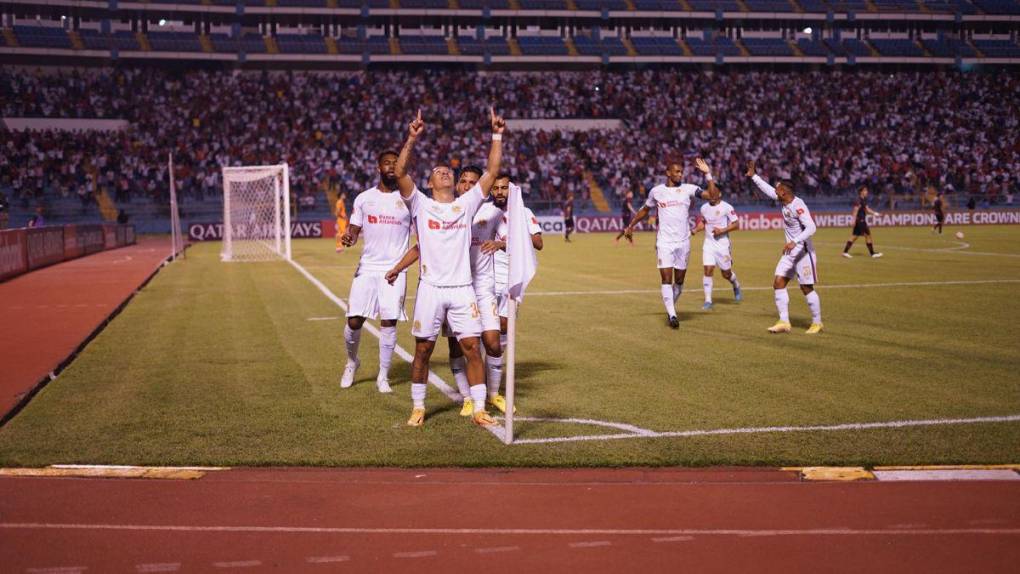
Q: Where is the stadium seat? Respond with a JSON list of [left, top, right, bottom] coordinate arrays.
[[398, 36, 450, 55], [632, 0, 684, 9], [688, 0, 742, 10], [399, 0, 452, 7], [457, 37, 511, 55], [871, 0, 921, 10], [457, 0, 512, 7], [919, 37, 977, 57], [630, 36, 684, 56], [796, 38, 830, 57], [147, 32, 203, 53], [336, 37, 392, 55], [972, 38, 1020, 57], [743, 0, 796, 11], [685, 35, 742, 57], [276, 33, 327, 54], [969, 0, 1020, 13], [574, 0, 630, 9], [741, 37, 794, 56], [518, 0, 568, 8], [517, 36, 569, 55], [869, 38, 924, 57], [13, 26, 72, 49]]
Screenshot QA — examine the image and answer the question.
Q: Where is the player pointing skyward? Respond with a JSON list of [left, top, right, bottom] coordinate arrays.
[[392, 108, 506, 428], [623, 158, 714, 329], [746, 161, 823, 335]]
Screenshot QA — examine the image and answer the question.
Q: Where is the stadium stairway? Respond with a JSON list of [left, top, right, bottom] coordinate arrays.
[[265, 36, 279, 54], [621, 37, 638, 56], [735, 38, 751, 56], [566, 0, 579, 8], [789, 0, 803, 11], [624, 0, 636, 9], [736, 0, 751, 10], [3, 28, 18, 48], [390, 0, 399, 7], [389, 37, 401, 55], [508, 38, 522, 56], [199, 35, 213, 53], [446, 37, 460, 55], [678, 0, 693, 10], [916, 0, 930, 12], [136, 32, 151, 52], [583, 171, 611, 213], [865, 0, 879, 10], [918, 39, 932, 57], [790, 39, 804, 56], [565, 38, 579, 56], [678, 37, 693, 56], [326, 0, 338, 6], [864, 39, 880, 57], [68, 30, 84, 50], [509, 0, 522, 9], [448, 0, 459, 7], [95, 188, 119, 222], [969, 39, 984, 57]]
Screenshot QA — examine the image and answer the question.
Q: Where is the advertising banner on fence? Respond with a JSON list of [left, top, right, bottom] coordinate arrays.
[[188, 220, 325, 241], [0, 229, 28, 282], [566, 209, 1020, 233], [80, 225, 106, 254], [103, 224, 118, 249], [26, 227, 66, 270]]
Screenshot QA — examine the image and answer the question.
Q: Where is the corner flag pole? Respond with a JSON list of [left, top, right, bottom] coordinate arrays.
[[503, 182, 537, 445], [169, 153, 179, 261], [504, 298, 517, 444]]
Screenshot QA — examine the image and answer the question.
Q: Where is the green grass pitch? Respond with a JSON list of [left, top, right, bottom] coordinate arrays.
[[1, 225, 1018, 467]]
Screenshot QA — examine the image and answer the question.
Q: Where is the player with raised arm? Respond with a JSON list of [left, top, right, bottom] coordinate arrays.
[[842, 186, 883, 259], [691, 181, 742, 310], [746, 161, 823, 335], [623, 158, 714, 329], [337, 151, 410, 393], [390, 109, 505, 428]]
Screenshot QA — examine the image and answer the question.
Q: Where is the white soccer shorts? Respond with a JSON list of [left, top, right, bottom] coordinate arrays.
[[702, 242, 733, 271], [656, 241, 691, 270], [441, 288, 500, 337], [774, 246, 818, 285], [347, 271, 407, 321], [413, 282, 482, 341]]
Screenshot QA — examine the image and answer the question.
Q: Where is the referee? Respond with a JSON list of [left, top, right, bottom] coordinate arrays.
[[842, 186, 883, 258]]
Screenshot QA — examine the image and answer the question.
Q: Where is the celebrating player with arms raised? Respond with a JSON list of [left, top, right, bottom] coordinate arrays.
[[624, 158, 714, 329], [746, 160, 823, 335]]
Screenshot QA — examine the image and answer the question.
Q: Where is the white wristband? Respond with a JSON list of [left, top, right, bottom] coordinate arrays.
[[706, 174, 714, 182], [492, 133, 502, 142]]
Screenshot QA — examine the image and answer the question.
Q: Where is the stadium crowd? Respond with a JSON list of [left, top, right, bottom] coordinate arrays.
[[1, 68, 1017, 211]]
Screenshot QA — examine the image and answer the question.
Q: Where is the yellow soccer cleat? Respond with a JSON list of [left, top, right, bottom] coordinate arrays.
[[767, 321, 792, 334], [805, 323, 824, 335], [472, 410, 497, 427], [459, 399, 474, 417], [489, 394, 517, 415], [407, 407, 425, 427]]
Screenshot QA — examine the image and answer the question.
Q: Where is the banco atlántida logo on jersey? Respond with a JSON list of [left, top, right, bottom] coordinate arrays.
[[368, 215, 379, 224]]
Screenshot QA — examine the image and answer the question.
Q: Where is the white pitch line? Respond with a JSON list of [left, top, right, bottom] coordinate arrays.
[[569, 541, 612, 548], [305, 556, 350, 564], [526, 279, 1020, 297], [393, 551, 438, 558], [652, 536, 694, 543], [136, 564, 181, 573], [306, 317, 341, 321], [3, 523, 1018, 537], [288, 259, 505, 442], [475, 546, 520, 554], [212, 561, 261, 569], [509, 414, 1020, 445], [26, 568, 87, 574]]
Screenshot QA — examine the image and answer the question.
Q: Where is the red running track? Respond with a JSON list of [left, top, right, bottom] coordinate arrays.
[[1, 468, 1018, 573], [0, 236, 172, 420]]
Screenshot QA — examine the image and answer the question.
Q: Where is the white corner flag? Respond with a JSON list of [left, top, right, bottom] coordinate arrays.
[[504, 182, 538, 444]]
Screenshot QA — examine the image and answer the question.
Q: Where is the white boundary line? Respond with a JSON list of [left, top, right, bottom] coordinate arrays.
[[526, 279, 1020, 297], [288, 260, 507, 442], [1, 522, 1018, 537]]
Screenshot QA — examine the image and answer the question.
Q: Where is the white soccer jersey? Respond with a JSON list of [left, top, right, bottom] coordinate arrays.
[[645, 183, 702, 246], [494, 206, 542, 289], [469, 202, 504, 293], [405, 185, 485, 288], [700, 200, 738, 248], [349, 187, 412, 273], [751, 175, 816, 248]]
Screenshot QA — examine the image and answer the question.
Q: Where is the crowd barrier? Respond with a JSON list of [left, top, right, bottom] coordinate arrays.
[[0, 224, 137, 282]]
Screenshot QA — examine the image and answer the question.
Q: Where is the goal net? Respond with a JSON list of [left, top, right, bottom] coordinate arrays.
[[221, 164, 292, 262]]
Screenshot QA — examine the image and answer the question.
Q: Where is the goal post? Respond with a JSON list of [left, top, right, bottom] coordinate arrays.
[[221, 164, 292, 262]]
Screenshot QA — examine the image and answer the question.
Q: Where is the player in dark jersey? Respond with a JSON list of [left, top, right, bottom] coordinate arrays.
[[614, 190, 636, 245], [933, 192, 946, 234], [842, 186, 882, 258], [562, 194, 575, 242]]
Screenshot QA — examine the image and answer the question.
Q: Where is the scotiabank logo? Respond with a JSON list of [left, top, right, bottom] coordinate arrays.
[[368, 215, 378, 224], [428, 219, 441, 230]]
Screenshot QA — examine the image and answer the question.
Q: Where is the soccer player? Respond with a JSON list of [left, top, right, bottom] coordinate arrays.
[[335, 191, 348, 253], [338, 151, 410, 393], [746, 161, 823, 335], [385, 166, 507, 418], [562, 194, 575, 242], [933, 191, 947, 234], [391, 108, 505, 428], [614, 190, 636, 245], [692, 183, 742, 310], [623, 158, 714, 329], [842, 186, 883, 259]]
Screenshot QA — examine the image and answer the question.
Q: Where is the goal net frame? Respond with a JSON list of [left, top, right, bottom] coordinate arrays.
[[221, 164, 292, 262]]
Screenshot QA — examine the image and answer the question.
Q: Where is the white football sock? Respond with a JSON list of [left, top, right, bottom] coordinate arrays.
[[661, 285, 676, 318], [727, 272, 740, 289], [469, 384, 487, 413], [702, 276, 713, 303], [805, 290, 822, 324], [449, 355, 470, 399], [378, 325, 396, 378], [774, 288, 790, 323], [485, 353, 503, 397], [672, 282, 683, 303], [411, 383, 426, 409], [344, 325, 361, 362]]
